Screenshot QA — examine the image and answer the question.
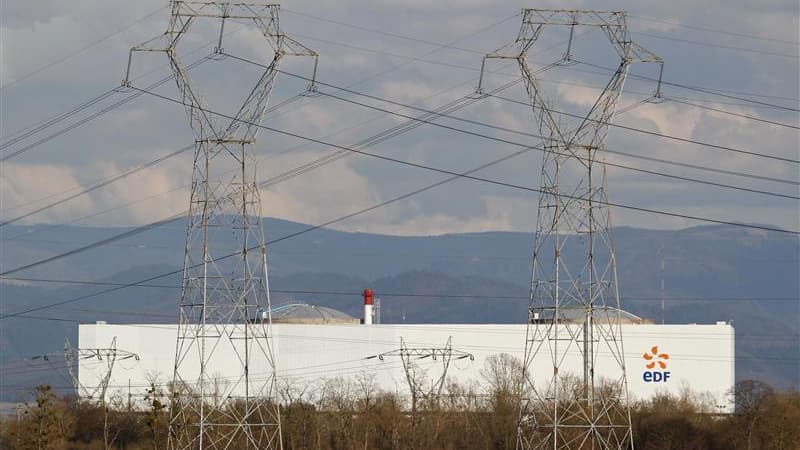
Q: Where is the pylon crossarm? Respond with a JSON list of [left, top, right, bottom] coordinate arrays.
[[31, 338, 140, 403], [172, 2, 280, 20], [521, 9, 626, 27], [365, 337, 474, 411], [276, 35, 319, 91], [277, 34, 318, 57], [371, 347, 475, 361]]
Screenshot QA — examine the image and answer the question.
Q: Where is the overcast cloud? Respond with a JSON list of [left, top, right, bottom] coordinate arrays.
[[1, 0, 798, 236]]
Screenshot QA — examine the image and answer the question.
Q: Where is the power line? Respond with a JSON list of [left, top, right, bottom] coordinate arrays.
[[0, 322, 791, 351], [0, 70, 573, 224], [0, 55, 211, 162], [0, 328, 793, 381], [284, 28, 799, 128], [0, 15, 264, 158], [4, 7, 794, 161], [0, 312, 791, 347], [2, 79, 797, 316], [282, 8, 491, 56], [284, 7, 799, 106], [252, 27, 800, 130], [324, 77, 796, 185], [1, 14, 525, 223], [0, 80, 499, 249], [292, 84, 800, 199], [221, 55, 800, 195], [0, 145, 193, 227], [321, 92, 799, 199], [0, 325, 792, 390], [4, 74, 796, 284], [2, 63, 535, 245], [666, 93, 798, 111], [0, 141, 546, 318], [533, 74, 796, 113], [3, 80, 797, 286], [2, 185, 188, 243], [2, 276, 798, 303], [0, 89, 118, 148], [0, 215, 182, 277], [577, 60, 800, 113], [5, 73, 795, 244], [6, 313, 795, 352], [5, 20, 790, 172], [0, 6, 167, 91], [665, 97, 800, 129], [485, 94, 798, 164], [628, 14, 800, 46], [0, 354, 404, 387], [250, 55, 800, 171], [129, 86, 800, 235], [632, 31, 800, 59], [3, 343, 788, 391], [260, 69, 799, 197], [0, 91, 307, 224]]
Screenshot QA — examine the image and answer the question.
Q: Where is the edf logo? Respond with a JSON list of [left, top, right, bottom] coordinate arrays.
[[642, 346, 671, 383]]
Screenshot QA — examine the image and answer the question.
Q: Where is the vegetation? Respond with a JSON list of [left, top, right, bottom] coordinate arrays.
[[1, 377, 798, 449]]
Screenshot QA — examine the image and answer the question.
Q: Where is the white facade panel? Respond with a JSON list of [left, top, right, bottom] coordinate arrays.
[[79, 322, 734, 412]]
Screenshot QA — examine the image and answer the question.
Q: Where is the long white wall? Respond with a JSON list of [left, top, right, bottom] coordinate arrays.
[[79, 322, 735, 412]]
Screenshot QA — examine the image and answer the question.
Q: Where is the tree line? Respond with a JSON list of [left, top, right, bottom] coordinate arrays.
[[1, 354, 798, 449]]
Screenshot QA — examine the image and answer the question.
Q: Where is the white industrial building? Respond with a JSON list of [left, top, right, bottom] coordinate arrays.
[[78, 299, 735, 413]]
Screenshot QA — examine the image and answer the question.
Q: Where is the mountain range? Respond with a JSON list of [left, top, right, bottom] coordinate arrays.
[[0, 218, 797, 401]]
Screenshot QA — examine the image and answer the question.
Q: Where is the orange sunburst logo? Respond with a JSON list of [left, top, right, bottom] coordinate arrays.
[[643, 346, 669, 370]]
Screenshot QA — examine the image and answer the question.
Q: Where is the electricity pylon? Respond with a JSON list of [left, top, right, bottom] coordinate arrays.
[[124, 3, 317, 449], [367, 337, 474, 414], [36, 338, 140, 450], [479, 9, 663, 450], [65, 337, 140, 402], [33, 337, 140, 402]]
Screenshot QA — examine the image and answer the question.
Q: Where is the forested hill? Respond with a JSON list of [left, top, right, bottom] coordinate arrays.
[[1, 219, 797, 400]]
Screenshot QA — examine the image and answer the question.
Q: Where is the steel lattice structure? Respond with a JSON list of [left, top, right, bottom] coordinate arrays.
[[124, 3, 316, 449], [33, 337, 140, 403], [35, 338, 140, 449], [479, 9, 662, 450], [367, 337, 474, 415]]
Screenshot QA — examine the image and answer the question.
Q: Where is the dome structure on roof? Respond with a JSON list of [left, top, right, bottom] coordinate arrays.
[[266, 303, 359, 324], [531, 307, 651, 324]]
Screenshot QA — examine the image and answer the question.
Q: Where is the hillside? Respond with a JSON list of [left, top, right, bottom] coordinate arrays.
[[1, 219, 797, 400]]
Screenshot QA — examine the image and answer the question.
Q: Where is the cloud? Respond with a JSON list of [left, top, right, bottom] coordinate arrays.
[[258, 150, 376, 226], [1, 163, 96, 222], [1, 0, 797, 237], [377, 80, 439, 105], [347, 194, 522, 236], [0, 156, 191, 226]]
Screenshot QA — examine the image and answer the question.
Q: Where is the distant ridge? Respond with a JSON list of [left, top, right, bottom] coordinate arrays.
[[0, 219, 797, 399]]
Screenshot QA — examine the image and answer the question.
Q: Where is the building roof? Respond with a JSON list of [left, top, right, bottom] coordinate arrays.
[[532, 307, 651, 324], [269, 303, 359, 324]]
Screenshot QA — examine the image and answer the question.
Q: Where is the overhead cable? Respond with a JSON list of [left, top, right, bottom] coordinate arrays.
[[0, 6, 167, 91], [132, 85, 800, 235], [632, 31, 799, 59], [0, 56, 212, 162], [2, 276, 798, 303], [628, 14, 800, 46]]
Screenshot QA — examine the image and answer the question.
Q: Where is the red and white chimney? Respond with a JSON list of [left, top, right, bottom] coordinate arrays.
[[363, 288, 374, 325]]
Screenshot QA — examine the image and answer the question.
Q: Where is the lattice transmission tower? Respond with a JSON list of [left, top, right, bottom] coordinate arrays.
[[124, 3, 317, 449], [367, 337, 474, 415], [479, 9, 663, 450], [33, 337, 140, 403]]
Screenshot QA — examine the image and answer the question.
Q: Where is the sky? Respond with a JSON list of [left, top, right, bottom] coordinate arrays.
[[1, 0, 798, 236]]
